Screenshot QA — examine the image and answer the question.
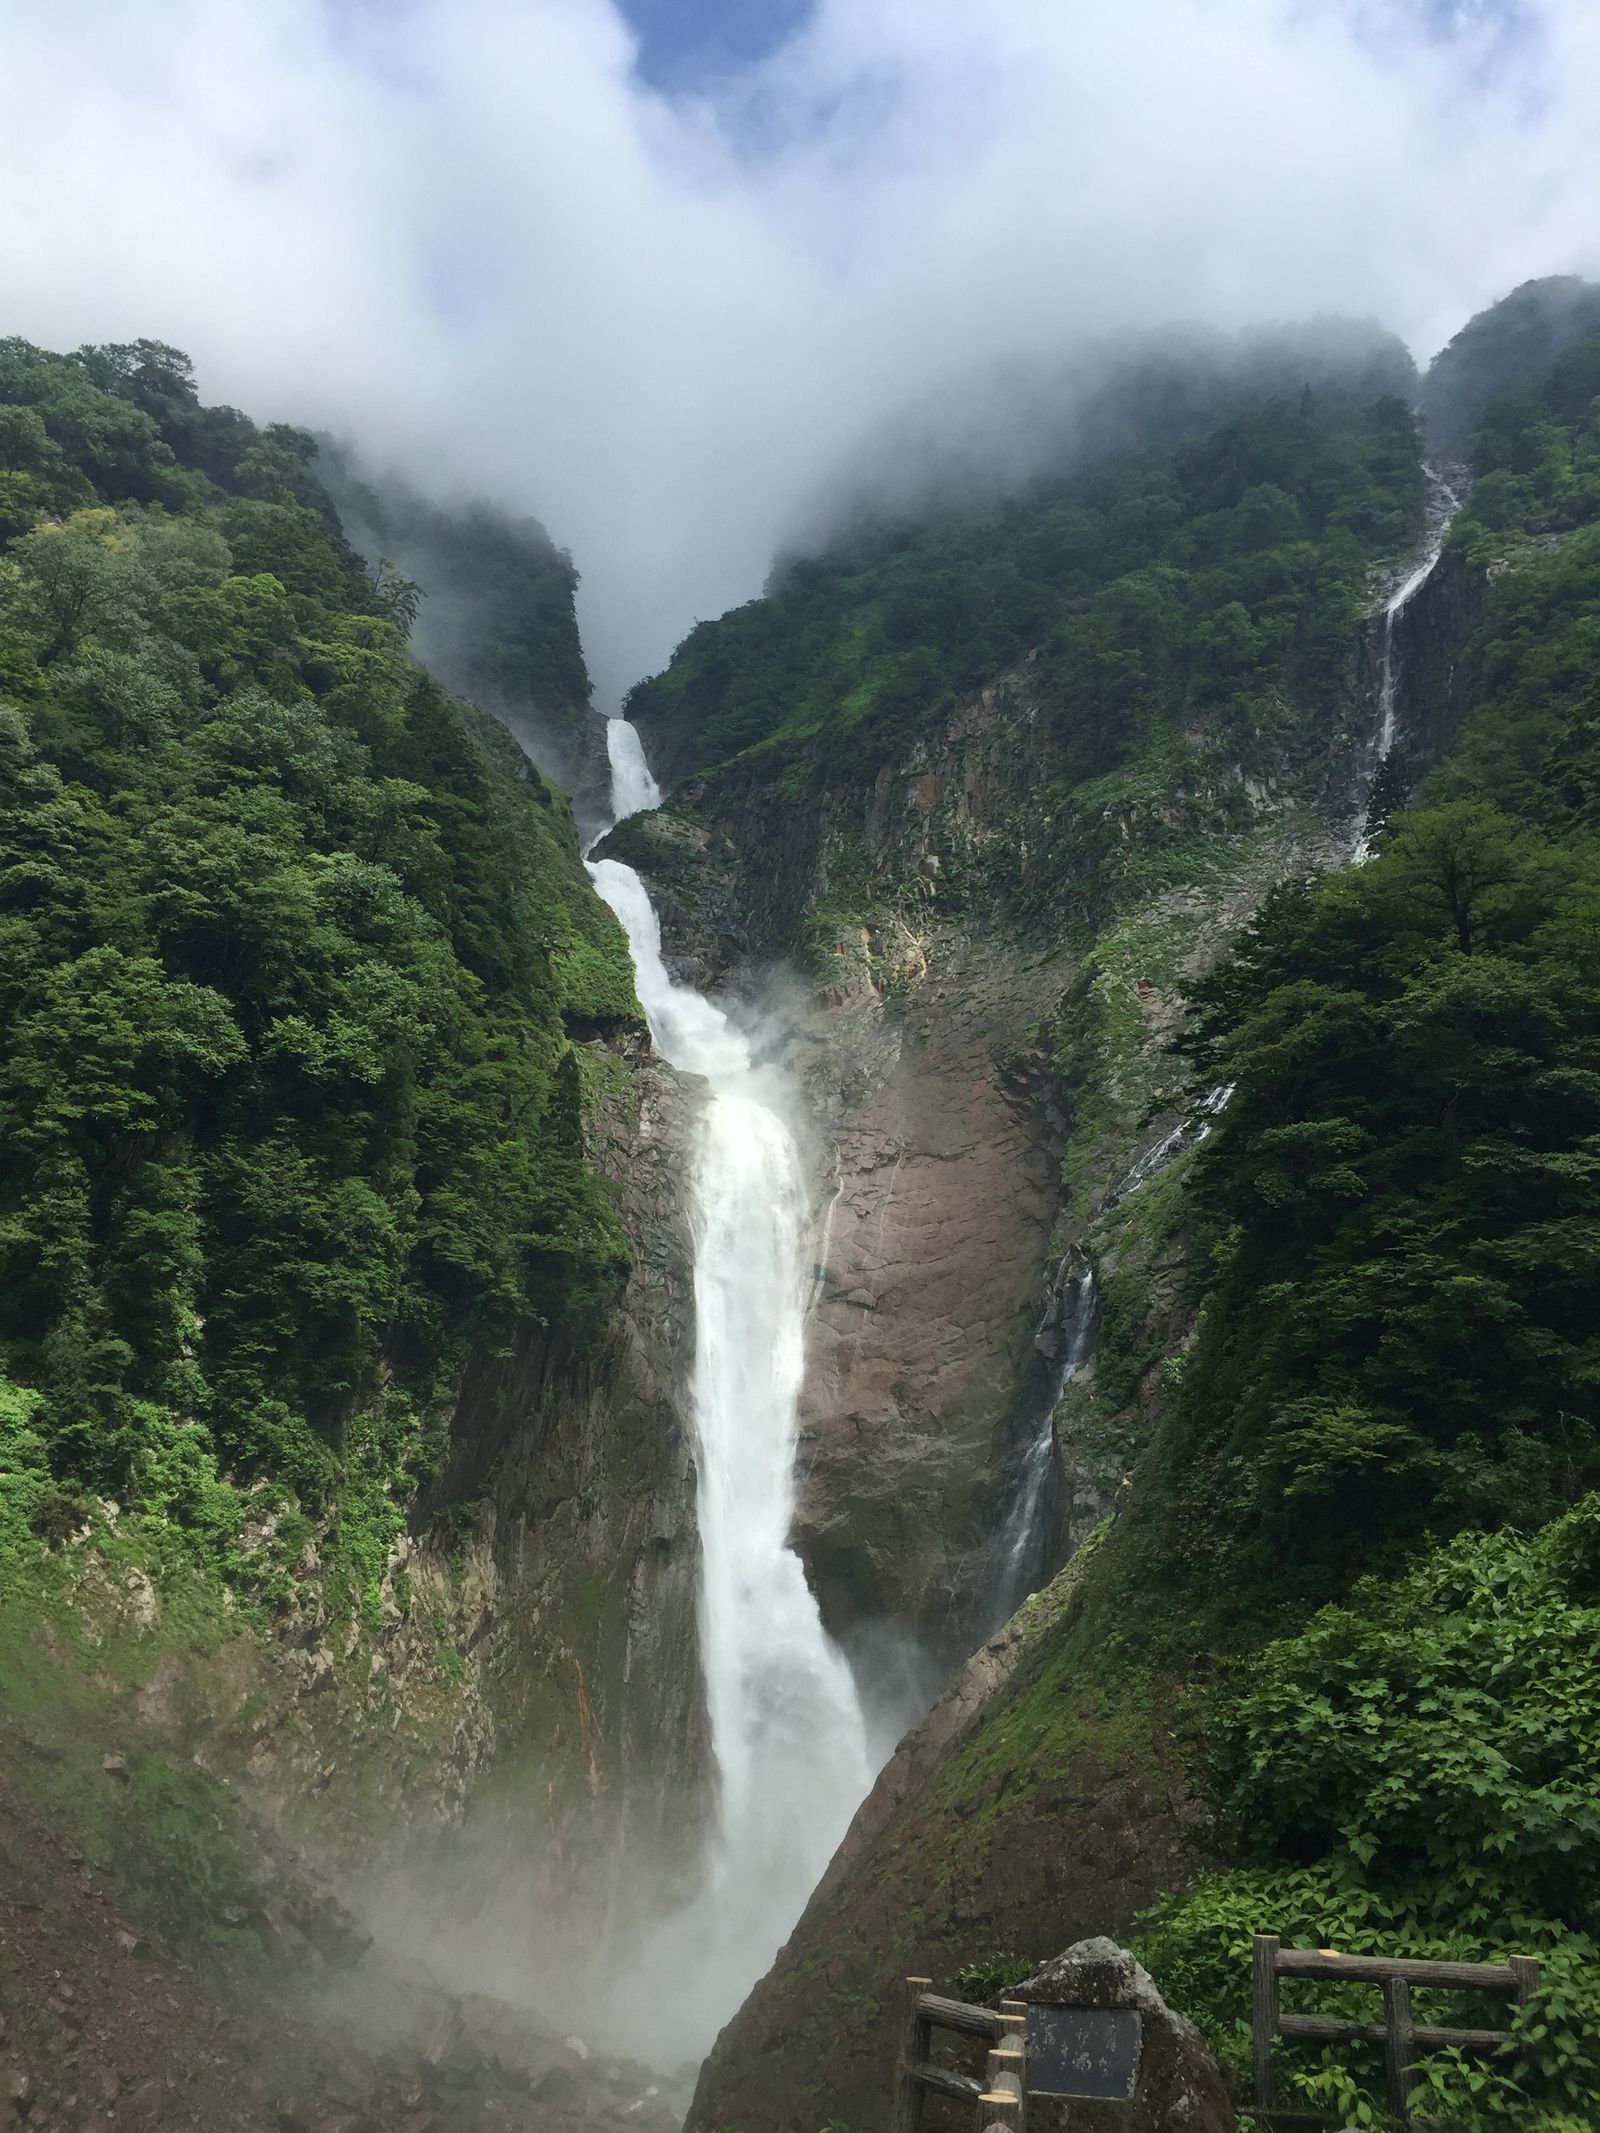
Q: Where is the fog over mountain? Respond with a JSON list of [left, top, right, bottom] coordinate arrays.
[[2, 0, 1598, 701]]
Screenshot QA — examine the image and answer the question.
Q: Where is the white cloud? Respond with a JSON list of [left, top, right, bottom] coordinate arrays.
[[0, 0, 1596, 703]]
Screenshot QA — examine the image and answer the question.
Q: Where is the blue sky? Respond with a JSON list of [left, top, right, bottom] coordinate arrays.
[[617, 0, 813, 89]]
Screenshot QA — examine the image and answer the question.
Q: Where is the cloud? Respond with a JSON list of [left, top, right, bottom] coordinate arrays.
[[0, 0, 1596, 705]]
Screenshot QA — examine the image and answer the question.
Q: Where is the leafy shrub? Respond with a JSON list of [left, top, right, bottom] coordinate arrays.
[[953, 1951, 1037, 2001], [1139, 1503, 1600, 2126]]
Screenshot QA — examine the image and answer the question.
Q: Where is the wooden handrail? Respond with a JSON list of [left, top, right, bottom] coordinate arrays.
[[894, 1980, 1021, 2133], [919, 1991, 1005, 2041], [1252, 1934, 1542, 2129], [1274, 1949, 1522, 1990]]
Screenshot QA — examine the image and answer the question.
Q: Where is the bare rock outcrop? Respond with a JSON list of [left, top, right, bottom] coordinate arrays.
[[1015, 1937, 1236, 2133]]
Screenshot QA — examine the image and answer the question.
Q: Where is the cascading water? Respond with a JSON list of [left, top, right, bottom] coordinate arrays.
[[605, 713, 662, 820], [989, 1268, 1099, 1627], [587, 717, 873, 2046], [1353, 466, 1462, 857]]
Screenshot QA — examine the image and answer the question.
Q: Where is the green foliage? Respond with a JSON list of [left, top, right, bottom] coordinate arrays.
[[1139, 1503, 1600, 2126], [0, 332, 636, 1601], [1118, 330, 1600, 2127], [952, 1951, 1036, 2001], [1162, 802, 1600, 1611], [628, 396, 1423, 825], [1429, 333, 1600, 820]]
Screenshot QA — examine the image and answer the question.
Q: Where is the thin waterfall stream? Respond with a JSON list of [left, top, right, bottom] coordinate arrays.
[[988, 1267, 1099, 1628], [1353, 464, 1462, 858], [587, 718, 873, 2047]]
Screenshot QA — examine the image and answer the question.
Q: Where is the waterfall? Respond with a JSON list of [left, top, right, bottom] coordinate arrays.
[[988, 1269, 1099, 1627], [1109, 1081, 1235, 1204], [605, 713, 662, 820], [587, 726, 873, 2048], [1354, 467, 1462, 857]]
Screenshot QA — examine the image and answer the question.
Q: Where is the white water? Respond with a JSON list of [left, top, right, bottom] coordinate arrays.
[[1110, 1080, 1234, 1203], [587, 723, 873, 2045], [1374, 484, 1459, 756], [1354, 468, 1462, 858], [605, 714, 661, 821]]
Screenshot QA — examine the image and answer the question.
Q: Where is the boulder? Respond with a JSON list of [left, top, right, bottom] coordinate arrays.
[[1014, 1936, 1235, 2131]]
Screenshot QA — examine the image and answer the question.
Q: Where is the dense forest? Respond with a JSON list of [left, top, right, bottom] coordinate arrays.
[[1099, 329, 1600, 2125], [628, 364, 1424, 801], [0, 336, 637, 1611]]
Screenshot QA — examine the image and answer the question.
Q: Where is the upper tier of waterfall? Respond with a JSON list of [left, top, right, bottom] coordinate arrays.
[[605, 714, 662, 821]]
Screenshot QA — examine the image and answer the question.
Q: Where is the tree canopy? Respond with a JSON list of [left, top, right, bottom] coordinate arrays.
[[0, 333, 636, 1601]]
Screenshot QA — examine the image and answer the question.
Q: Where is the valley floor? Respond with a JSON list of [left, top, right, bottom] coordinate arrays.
[[0, 1631, 693, 2133]]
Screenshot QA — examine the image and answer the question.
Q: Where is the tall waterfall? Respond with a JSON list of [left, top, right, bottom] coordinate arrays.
[[1354, 468, 1461, 856], [605, 714, 661, 820], [588, 718, 873, 2044]]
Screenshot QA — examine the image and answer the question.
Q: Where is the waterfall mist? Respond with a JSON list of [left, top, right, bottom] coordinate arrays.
[[586, 732, 875, 2054]]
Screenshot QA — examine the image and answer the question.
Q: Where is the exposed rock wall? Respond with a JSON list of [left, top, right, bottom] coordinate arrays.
[[367, 1033, 708, 1975], [610, 671, 1083, 1665]]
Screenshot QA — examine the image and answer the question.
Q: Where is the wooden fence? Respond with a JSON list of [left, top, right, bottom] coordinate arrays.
[[894, 1979, 1030, 2133], [1248, 1934, 1543, 2128]]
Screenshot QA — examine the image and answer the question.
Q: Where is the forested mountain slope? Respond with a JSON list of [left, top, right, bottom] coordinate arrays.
[[0, 333, 637, 1598], [318, 446, 611, 823], [629, 368, 1423, 804], [0, 341, 712, 2116], [653, 299, 1600, 2132]]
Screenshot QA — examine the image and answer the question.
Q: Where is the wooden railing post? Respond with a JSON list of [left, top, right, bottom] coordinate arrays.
[[1382, 1975, 1415, 2124], [983, 2000, 1028, 2133], [1252, 1933, 1281, 2113], [983, 2041, 1026, 2132], [1509, 1954, 1542, 2008], [894, 1977, 933, 2133], [976, 2089, 1021, 2133]]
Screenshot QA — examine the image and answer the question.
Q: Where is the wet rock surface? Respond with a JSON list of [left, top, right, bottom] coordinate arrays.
[[615, 672, 1085, 1662], [791, 930, 1072, 1660]]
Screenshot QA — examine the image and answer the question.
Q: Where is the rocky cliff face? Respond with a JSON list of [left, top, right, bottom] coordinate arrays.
[[385, 1032, 707, 1965], [610, 668, 1088, 1669], [653, 569, 1404, 2132], [606, 653, 1361, 1677]]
